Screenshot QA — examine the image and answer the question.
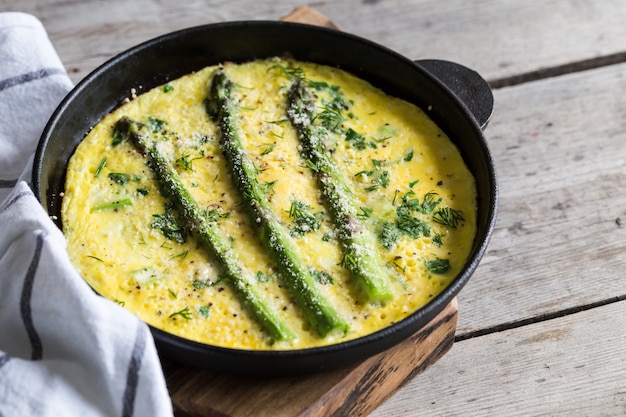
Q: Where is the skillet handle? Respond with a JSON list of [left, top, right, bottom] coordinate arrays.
[[415, 59, 494, 130]]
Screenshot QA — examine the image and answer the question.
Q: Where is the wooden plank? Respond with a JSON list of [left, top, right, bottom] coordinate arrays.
[[370, 299, 626, 416], [165, 300, 458, 417], [4, 0, 626, 84], [455, 61, 626, 336]]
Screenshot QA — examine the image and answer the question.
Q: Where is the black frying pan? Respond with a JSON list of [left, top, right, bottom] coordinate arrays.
[[33, 21, 497, 376]]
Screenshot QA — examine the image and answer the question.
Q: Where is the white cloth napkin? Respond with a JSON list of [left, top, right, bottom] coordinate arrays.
[[0, 12, 174, 417]]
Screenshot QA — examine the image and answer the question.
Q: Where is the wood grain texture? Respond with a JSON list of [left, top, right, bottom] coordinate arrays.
[[456, 61, 626, 337], [371, 299, 626, 417], [165, 300, 458, 417], [3, 0, 626, 83]]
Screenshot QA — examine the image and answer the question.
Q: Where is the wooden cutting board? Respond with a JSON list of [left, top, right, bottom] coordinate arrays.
[[164, 298, 457, 417], [162, 7, 459, 417]]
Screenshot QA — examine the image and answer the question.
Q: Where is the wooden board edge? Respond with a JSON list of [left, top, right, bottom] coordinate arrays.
[[280, 5, 342, 30], [300, 299, 458, 417]]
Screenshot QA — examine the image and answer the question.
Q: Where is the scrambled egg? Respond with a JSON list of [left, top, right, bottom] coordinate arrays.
[[62, 58, 476, 350]]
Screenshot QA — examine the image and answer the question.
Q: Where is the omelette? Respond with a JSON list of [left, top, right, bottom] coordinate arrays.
[[62, 58, 477, 350]]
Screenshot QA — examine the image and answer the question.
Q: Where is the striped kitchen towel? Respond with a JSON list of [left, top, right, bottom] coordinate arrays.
[[0, 12, 173, 417]]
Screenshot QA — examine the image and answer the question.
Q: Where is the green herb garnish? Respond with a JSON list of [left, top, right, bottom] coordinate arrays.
[[91, 198, 133, 212], [425, 258, 450, 274], [197, 305, 210, 319], [259, 143, 276, 155], [432, 233, 443, 247], [420, 192, 442, 214], [310, 269, 334, 285], [94, 157, 107, 178], [289, 200, 324, 237], [108, 172, 129, 185], [259, 179, 277, 196], [147, 117, 166, 133], [345, 128, 377, 150], [175, 153, 202, 171], [396, 206, 431, 238], [170, 250, 188, 260], [432, 207, 465, 228], [192, 280, 211, 289], [202, 208, 230, 223], [256, 271, 270, 283], [151, 212, 186, 243], [378, 170, 390, 188], [169, 306, 192, 320], [357, 206, 373, 220], [379, 221, 401, 250]]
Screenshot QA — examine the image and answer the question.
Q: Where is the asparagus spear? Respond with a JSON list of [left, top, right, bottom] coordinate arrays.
[[207, 69, 349, 337], [114, 116, 295, 342], [287, 80, 394, 304]]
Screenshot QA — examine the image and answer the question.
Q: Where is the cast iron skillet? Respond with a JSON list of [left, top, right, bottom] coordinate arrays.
[[33, 21, 498, 376]]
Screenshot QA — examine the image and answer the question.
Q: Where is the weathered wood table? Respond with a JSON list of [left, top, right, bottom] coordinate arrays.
[[4, 0, 626, 415]]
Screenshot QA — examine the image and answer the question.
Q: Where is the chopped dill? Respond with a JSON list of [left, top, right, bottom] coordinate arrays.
[[192, 280, 212, 289], [396, 205, 431, 239], [420, 192, 442, 214], [147, 117, 166, 133], [340, 253, 357, 269], [256, 271, 271, 283], [151, 212, 186, 243], [170, 250, 189, 260], [379, 221, 401, 250], [357, 206, 373, 219], [175, 153, 202, 171], [289, 200, 324, 237], [378, 170, 390, 188], [197, 305, 210, 319], [433, 207, 465, 228], [345, 128, 371, 150], [259, 143, 276, 155], [169, 306, 192, 320], [310, 269, 334, 285], [259, 179, 277, 196], [425, 258, 450, 274], [94, 157, 107, 178], [203, 208, 230, 222], [108, 172, 129, 185]]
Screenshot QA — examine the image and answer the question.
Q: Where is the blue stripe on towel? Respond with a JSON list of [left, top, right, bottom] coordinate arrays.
[[0, 190, 32, 214], [0, 67, 65, 92], [20, 231, 46, 360], [0, 354, 10, 370], [121, 323, 147, 417], [0, 179, 18, 189]]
